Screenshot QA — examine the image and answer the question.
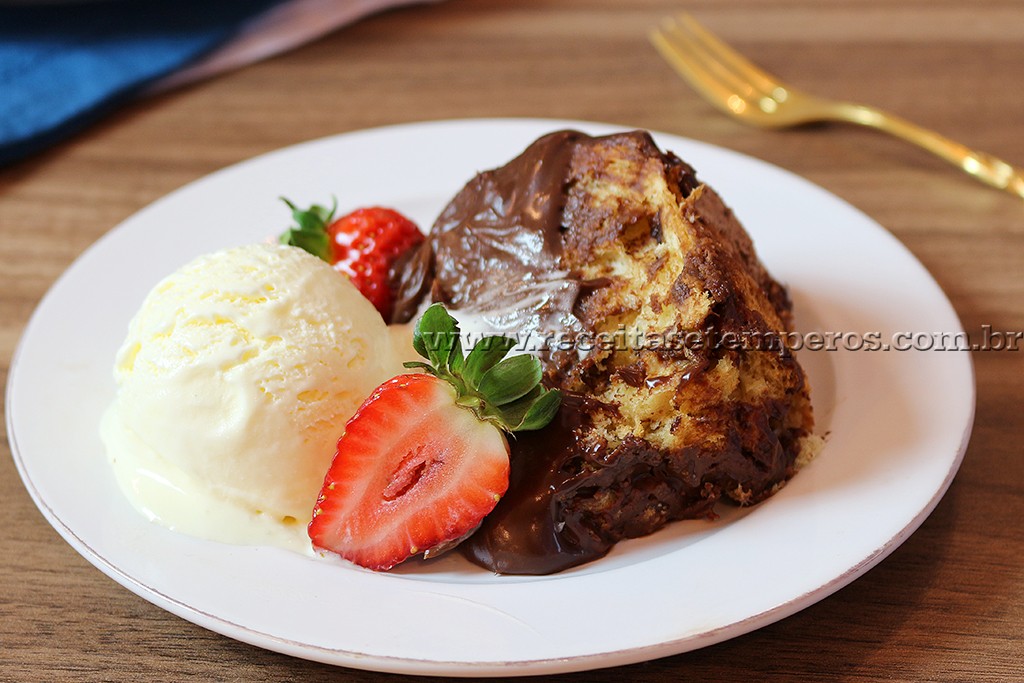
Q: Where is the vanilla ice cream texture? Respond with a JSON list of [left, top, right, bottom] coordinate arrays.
[[102, 243, 412, 550]]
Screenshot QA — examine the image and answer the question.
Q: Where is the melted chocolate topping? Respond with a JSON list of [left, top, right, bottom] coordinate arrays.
[[461, 392, 614, 574], [391, 130, 585, 328]]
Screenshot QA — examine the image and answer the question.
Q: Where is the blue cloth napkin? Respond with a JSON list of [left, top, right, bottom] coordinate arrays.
[[0, 0, 290, 165]]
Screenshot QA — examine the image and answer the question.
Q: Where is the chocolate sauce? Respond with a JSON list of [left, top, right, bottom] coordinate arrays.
[[390, 130, 586, 326], [429, 131, 576, 304], [615, 363, 647, 388], [461, 393, 615, 574]]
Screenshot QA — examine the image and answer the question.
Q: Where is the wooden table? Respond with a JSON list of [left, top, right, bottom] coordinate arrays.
[[2, 1, 1022, 680]]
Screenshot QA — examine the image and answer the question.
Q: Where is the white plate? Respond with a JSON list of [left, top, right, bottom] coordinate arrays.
[[6, 119, 974, 676]]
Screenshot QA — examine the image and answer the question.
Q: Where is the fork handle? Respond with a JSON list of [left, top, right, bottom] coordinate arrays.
[[829, 103, 1024, 200]]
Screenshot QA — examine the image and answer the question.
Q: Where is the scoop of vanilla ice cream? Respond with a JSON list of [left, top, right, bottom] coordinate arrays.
[[102, 243, 407, 549]]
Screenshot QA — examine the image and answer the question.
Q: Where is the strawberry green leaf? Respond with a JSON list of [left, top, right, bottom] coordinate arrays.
[[492, 385, 562, 431], [483, 385, 539, 425], [279, 224, 330, 261], [278, 196, 337, 262], [450, 340, 466, 375], [410, 303, 560, 434], [477, 354, 542, 406], [463, 336, 516, 388], [412, 303, 461, 373], [514, 388, 562, 431]]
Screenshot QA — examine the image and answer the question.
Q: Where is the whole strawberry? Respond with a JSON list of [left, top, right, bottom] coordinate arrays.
[[308, 304, 561, 571], [278, 198, 424, 320]]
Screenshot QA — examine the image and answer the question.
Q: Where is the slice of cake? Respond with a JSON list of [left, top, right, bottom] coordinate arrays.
[[391, 130, 817, 574]]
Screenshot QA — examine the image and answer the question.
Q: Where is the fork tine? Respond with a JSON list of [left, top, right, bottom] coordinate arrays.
[[650, 20, 752, 117], [663, 17, 762, 102], [676, 13, 790, 100]]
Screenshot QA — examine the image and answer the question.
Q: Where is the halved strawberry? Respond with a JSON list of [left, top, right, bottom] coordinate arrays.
[[278, 198, 423, 320], [309, 374, 508, 570], [308, 304, 561, 571]]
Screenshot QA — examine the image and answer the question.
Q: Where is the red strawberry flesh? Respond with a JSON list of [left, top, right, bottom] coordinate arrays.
[[309, 373, 510, 571]]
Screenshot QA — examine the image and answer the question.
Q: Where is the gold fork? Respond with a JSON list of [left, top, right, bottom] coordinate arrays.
[[650, 13, 1024, 200]]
